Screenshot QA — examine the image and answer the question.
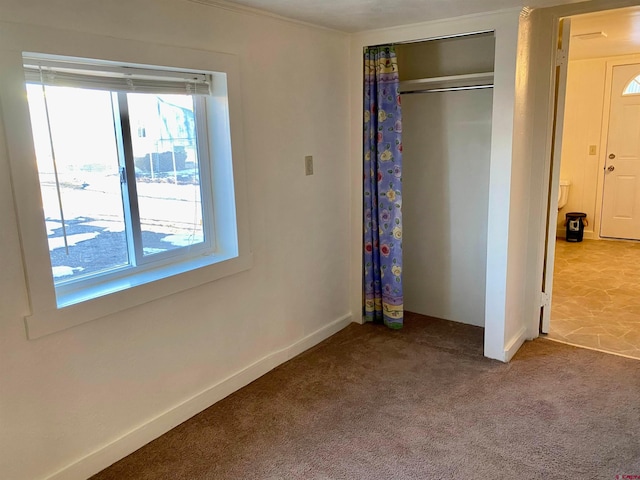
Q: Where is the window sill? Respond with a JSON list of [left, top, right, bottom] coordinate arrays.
[[24, 251, 253, 339]]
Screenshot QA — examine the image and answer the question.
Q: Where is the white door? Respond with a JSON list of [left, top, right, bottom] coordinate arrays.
[[601, 63, 640, 240], [541, 18, 571, 334]]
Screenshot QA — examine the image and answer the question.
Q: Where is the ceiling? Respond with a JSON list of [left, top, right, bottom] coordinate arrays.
[[191, 1, 640, 59], [194, 0, 585, 33], [569, 6, 640, 60]]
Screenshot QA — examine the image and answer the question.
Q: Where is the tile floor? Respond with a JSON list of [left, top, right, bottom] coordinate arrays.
[[549, 238, 640, 359]]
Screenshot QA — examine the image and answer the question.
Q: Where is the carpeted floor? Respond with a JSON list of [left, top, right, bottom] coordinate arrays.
[[91, 312, 640, 480]]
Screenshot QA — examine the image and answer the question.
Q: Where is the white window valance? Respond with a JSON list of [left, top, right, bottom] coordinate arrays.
[[23, 54, 213, 95]]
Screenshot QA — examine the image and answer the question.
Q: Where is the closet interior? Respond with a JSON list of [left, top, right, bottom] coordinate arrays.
[[396, 32, 496, 328]]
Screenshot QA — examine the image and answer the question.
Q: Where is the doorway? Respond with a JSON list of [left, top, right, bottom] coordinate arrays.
[[601, 62, 640, 240], [545, 6, 640, 359]]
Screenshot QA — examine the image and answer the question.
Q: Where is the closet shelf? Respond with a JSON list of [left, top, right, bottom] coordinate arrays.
[[399, 72, 494, 93]]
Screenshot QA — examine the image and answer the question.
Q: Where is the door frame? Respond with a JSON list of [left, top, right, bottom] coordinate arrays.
[[594, 56, 640, 240], [540, 17, 571, 334]]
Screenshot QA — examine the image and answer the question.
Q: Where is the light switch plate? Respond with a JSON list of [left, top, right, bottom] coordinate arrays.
[[305, 155, 313, 176], [589, 145, 597, 155]]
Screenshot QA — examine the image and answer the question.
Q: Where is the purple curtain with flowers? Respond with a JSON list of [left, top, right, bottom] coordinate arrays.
[[363, 46, 403, 329]]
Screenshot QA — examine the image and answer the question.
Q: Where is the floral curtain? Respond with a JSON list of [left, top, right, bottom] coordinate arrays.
[[363, 46, 403, 329]]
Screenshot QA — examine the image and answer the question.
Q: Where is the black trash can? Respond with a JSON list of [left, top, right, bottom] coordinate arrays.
[[565, 212, 587, 242]]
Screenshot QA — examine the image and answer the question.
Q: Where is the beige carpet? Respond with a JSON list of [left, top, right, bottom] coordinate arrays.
[[92, 312, 640, 479]]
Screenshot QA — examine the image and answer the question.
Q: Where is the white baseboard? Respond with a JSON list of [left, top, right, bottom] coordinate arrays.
[[46, 313, 353, 480], [504, 325, 528, 362]]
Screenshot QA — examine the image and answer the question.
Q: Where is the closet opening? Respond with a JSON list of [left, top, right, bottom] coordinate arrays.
[[373, 31, 496, 335]]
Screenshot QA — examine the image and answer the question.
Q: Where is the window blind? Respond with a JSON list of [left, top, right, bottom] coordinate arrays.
[[23, 56, 213, 95]]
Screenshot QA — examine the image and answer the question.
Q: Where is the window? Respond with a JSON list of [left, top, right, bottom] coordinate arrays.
[[21, 53, 246, 314], [623, 75, 640, 95]]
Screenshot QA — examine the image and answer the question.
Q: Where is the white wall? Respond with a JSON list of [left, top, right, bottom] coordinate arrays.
[[503, 10, 536, 356], [557, 58, 607, 237], [0, 1, 351, 479]]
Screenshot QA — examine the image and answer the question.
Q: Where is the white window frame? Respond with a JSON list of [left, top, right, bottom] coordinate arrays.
[[0, 25, 252, 339], [25, 64, 218, 307]]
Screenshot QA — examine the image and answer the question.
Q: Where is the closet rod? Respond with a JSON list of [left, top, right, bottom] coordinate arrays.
[[401, 84, 494, 94]]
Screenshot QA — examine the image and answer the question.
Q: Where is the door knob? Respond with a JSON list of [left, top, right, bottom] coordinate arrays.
[[609, 153, 616, 159], [608, 165, 615, 172]]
